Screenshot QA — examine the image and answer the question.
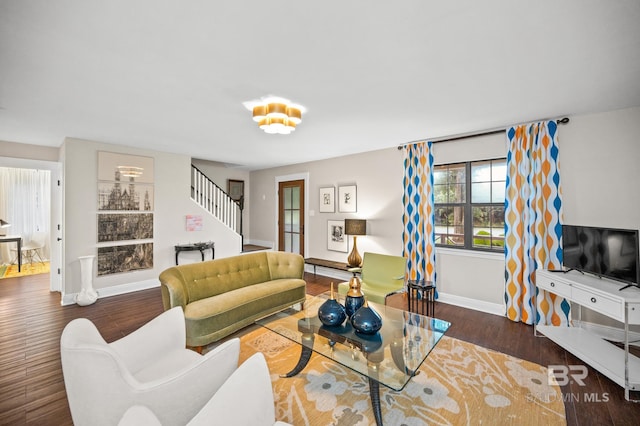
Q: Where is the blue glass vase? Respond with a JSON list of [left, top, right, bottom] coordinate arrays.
[[351, 300, 383, 335], [318, 283, 347, 327]]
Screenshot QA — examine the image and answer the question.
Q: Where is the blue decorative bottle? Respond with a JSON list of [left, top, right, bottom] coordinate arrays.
[[351, 299, 383, 335], [318, 283, 347, 327]]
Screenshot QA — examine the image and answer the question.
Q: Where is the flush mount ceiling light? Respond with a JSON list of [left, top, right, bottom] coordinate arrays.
[[244, 97, 305, 135]]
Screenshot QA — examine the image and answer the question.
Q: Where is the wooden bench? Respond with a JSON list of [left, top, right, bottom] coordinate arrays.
[[304, 257, 350, 276]]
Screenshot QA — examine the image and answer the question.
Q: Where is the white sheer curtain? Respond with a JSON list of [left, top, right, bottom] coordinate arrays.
[[0, 167, 51, 264]]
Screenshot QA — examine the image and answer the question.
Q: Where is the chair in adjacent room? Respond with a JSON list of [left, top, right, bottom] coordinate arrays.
[[11, 231, 47, 266], [60, 307, 245, 426]]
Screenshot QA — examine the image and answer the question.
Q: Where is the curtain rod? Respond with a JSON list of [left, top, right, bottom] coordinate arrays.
[[397, 117, 570, 149]]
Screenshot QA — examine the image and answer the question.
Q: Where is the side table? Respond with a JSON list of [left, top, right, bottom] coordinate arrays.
[[407, 279, 435, 317], [174, 241, 215, 265]]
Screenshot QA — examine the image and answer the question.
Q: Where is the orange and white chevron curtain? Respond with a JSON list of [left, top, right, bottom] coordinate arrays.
[[504, 121, 569, 326], [402, 142, 437, 293]]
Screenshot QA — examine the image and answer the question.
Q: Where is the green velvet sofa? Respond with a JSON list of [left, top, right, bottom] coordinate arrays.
[[159, 251, 306, 350], [337, 252, 406, 304]]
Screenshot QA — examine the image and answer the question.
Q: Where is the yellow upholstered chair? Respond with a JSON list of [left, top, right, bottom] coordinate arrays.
[[337, 252, 406, 304]]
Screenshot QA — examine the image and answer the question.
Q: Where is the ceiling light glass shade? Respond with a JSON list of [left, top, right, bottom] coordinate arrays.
[[252, 105, 267, 122], [248, 98, 303, 134], [286, 107, 302, 124], [259, 117, 296, 134], [266, 103, 288, 119]]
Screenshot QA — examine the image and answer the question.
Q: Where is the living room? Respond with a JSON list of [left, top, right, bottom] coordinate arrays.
[[1, 1, 640, 425]]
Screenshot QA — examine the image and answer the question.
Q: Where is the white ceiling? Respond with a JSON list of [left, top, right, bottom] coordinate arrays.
[[1, 1, 639, 170]]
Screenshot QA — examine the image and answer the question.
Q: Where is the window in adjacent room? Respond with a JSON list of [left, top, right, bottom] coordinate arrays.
[[434, 158, 506, 252]]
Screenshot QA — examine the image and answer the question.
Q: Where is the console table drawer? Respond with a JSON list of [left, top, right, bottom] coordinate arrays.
[[572, 286, 623, 320], [536, 276, 572, 298]]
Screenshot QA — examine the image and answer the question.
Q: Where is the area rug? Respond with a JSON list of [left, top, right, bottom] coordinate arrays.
[[0, 261, 49, 279], [239, 327, 566, 426]]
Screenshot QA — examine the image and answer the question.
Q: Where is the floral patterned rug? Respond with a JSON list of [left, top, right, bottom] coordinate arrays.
[[239, 327, 566, 425]]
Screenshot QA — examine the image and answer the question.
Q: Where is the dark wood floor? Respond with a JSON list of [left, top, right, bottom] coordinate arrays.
[[1, 273, 639, 425]]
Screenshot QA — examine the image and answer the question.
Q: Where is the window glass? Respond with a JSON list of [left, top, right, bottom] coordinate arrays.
[[435, 158, 506, 252], [435, 206, 464, 246]]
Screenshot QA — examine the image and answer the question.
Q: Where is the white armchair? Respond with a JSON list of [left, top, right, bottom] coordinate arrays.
[[118, 352, 291, 426], [60, 307, 241, 426]]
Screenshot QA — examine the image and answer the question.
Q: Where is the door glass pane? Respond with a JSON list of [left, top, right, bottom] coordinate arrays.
[[292, 236, 300, 254], [284, 187, 292, 209], [284, 211, 292, 232], [292, 211, 299, 233], [292, 187, 300, 208], [284, 233, 292, 252]]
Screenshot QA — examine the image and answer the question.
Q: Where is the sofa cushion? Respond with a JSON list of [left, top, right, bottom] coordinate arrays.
[[184, 278, 305, 345], [167, 252, 273, 304]]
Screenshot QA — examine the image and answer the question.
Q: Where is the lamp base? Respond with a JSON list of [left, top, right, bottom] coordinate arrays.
[[347, 236, 362, 267]]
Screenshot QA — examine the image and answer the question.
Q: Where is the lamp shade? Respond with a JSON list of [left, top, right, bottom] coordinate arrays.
[[345, 219, 366, 236]]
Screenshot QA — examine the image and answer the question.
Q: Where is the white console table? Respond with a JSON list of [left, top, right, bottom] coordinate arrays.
[[535, 269, 640, 401]]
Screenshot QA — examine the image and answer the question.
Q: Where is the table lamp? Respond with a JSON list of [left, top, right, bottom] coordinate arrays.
[[0, 219, 10, 237], [345, 219, 366, 267]]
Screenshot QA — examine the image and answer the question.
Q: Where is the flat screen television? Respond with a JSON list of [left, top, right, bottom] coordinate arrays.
[[562, 224, 640, 290]]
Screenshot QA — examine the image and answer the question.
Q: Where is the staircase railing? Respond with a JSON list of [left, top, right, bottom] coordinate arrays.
[[191, 165, 243, 239]]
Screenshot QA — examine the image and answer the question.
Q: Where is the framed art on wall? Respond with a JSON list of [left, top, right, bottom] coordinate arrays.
[[319, 187, 335, 213], [327, 220, 348, 252], [338, 185, 357, 213]]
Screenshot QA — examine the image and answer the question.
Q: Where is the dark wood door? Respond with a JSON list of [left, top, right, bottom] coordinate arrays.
[[278, 179, 304, 256]]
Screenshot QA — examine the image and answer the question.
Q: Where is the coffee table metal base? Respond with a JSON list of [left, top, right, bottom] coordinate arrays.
[[282, 341, 385, 426]]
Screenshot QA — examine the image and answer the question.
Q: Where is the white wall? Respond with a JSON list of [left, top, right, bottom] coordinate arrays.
[[249, 106, 640, 315], [250, 148, 405, 260], [62, 138, 241, 303], [560, 107, 640, 229]]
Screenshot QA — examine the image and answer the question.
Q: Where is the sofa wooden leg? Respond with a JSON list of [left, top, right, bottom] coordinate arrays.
[[189, 345, 203, 354]]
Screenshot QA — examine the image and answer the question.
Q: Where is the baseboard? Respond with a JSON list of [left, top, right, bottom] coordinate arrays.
[[245, 239, 274, 249], [436, 292, 505, 317], [61, 278, 160, 306]]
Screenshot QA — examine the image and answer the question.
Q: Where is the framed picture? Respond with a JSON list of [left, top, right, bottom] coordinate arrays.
[[185, 215, 203, 231], [338, 185, 357, 213], [228, 179, 244, 201], [319, 187, 335, 213], [327, 220, 348, 252]]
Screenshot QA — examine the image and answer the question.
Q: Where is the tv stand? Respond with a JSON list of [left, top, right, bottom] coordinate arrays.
[[535, 269, 640, 401]]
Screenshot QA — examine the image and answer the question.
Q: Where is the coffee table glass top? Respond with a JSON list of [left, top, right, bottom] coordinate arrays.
[[256, 292, 450, 391]]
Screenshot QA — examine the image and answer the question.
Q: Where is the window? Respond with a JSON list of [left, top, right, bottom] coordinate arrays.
[[434, 158, 506, 251]]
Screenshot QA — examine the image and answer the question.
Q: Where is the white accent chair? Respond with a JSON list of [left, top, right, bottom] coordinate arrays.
[[11, 230, 47, 265], [117, 352, 291, 426], [60, 307, 242, 426]]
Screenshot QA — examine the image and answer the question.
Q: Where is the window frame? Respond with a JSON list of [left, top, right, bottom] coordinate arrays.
[[434, 157, 506, 253]]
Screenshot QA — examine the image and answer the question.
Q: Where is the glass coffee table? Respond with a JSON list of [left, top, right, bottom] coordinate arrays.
[[256, 292, 451, 426]]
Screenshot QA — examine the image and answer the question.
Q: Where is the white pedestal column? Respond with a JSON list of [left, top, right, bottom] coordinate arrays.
[[76, 255, 98, 306]]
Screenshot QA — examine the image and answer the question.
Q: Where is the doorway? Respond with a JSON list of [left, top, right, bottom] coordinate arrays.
[[0, 158, 62, 292], [278, 179, 305, 256]]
